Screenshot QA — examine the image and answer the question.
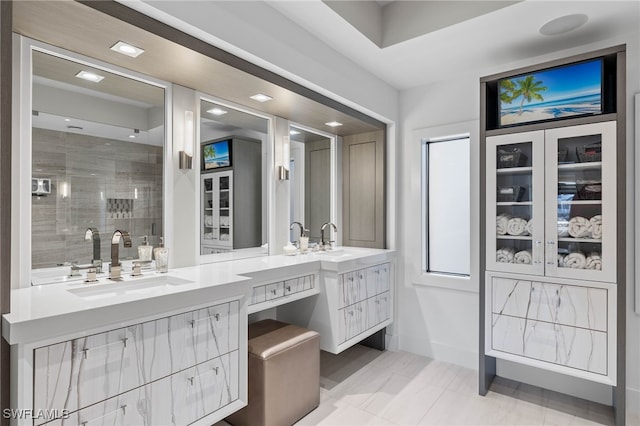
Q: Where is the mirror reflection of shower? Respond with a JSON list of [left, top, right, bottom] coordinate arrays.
[[289, 125, 332, 243]]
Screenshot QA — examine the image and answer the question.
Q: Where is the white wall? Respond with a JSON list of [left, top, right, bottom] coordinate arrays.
[[398, 30, 640, 413]]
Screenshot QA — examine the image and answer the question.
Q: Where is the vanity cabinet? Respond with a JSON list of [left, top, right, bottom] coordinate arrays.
[[278, 259, 394, 354], [248, 273, 318, 314], [33, 300, 240, 424]]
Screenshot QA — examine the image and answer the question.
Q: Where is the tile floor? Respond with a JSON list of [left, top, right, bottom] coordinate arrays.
[[219, 345, 620, 425]]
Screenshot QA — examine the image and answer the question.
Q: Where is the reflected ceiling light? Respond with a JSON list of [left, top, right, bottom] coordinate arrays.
[[250, 93, 273, 102], [207, 107, 228, 116], [111, 41, 145, 58], [539, 14, 588, 36], [129, 128, 140, 139], [325, 121, 343, 127], [75, 70, 104, 83], [289, 130, 301, 136], [64, 118, 71, 122]]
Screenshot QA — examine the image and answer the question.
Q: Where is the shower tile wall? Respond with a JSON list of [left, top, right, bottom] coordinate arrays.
[[32, 128, 163, 269]]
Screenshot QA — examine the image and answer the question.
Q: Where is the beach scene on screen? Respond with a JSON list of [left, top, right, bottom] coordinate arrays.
[[499, 59, 602, 127], [204, 141, 230, 169]]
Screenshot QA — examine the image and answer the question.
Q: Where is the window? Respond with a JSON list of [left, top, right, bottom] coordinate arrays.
[[423, 135, 470, 276]]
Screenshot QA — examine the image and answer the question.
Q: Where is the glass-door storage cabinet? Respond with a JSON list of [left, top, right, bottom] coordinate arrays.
[[486, 121, 616, 283], [201, 171, 233, 254]]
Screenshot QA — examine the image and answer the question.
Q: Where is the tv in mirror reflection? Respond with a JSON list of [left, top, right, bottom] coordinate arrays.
[[202, 139, 232, 171]]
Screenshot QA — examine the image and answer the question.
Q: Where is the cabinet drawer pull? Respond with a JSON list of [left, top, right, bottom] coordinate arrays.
[[81, 404, 127, 424], [188, 366, 220, 385], [546, 241, 556, 245], [359, 275, 363, 279], [271, 289, 277, 295], [375, 270, 380, 275], [286, 286, 291, 291], [358, 307, 363, 312], [348, 277, 354, 282], [349, 311, 354, 316], [82, 337, 128, 359], [190, 313, 221, 327]]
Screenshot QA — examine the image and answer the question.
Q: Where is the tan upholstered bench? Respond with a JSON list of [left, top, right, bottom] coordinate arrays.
[[226, 319, 320, 426]]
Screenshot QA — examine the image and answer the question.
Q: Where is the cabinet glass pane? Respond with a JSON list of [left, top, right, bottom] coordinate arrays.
[[555, 133, 603, 271], [495, 142, 534, 266]]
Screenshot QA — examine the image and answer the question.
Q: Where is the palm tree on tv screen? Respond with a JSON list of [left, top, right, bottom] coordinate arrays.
[[501, 75, 548, 115], [204, 144, 216, 160]]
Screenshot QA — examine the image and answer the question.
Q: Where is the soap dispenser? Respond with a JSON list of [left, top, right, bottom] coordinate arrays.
[[138, 235, 153, 262], [154, 237, 169, 273]]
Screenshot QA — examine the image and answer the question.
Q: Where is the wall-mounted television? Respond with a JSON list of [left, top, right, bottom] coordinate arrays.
[[498, 58, 603, 128], [202, 139, 232, 171]]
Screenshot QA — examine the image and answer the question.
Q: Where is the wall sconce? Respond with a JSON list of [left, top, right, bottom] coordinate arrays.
[[179, 110, 194, 169], [277, 135, 290, 180]]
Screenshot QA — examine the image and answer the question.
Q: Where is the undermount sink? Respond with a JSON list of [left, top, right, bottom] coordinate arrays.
[[67, 275, 193, 300], [313, 248, 351, 258]]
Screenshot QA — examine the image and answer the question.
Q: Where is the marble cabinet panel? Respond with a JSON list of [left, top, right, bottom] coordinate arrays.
[[492, 277, 607, 332], [284, 275, 314, 295], [491, 314, 607, 375], [250, 285, 266, 304], [367, 292, 390, 329], [265, 281, 285, 301], [365, 263, 390, 296], [338, 300, 367, 343], [338, 271, 367, 308]]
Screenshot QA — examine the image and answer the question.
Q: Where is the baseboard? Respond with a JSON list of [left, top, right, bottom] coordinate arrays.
[[627, 386, 640, 420]]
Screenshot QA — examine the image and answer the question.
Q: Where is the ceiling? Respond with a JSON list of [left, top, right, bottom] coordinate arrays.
[[269, 0, 640, 90]]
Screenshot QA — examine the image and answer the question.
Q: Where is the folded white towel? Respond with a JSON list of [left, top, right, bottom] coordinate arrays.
[[586, 252, 602, 270], [557, 254, 566, 268], [496, 247, 516, 263], [525, 219, 534, 236], [507, 217, 527, 236], [514, 250, 532, 264], [496, 214, 511, 235], [557, 220, 570, 237], [590, 215, 602, 239], [568, 216, 592, 238], [564, 252, 587, 269], [204, 215, 214, 226]]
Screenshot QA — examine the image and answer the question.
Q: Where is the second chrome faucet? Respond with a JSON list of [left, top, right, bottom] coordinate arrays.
[[110, 230, 132, 280]]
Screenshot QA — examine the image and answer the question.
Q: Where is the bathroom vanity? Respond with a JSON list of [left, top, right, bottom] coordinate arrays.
[[3, 247, 395, 426]]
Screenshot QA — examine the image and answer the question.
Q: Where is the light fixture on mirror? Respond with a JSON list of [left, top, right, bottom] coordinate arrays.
[[250, 93, 273, 102], [180, 110, 195, 170], [75, 70, 104, 83], [277, 136, 290, 180], [325, 121, 343, 128], [207, 107, 228, 116]]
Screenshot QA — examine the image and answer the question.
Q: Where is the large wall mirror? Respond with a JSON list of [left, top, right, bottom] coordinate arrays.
[[26, 44, 168, 285], [199, 98, 269, 261], [289, 124, 338, 245]]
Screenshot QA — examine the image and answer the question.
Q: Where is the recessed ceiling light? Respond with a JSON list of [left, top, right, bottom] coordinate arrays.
[[207, 107, 228, 116], [129, 134, 136, 139], [64, 118, 71, 122], [289, 130, 301, 136], [75, 71, 104, 83], [539, 14, 588, 36], [110, 41, 145, 58], [325, 121, 343, 127], [250, 93, 273, 102]]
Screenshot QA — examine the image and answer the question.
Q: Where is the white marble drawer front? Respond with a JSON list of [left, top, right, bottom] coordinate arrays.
[[367, 292, 390, 329], [492, 278, 607, 332], [338, 270, 367, 308], [43, 351, 239, 426], [365, 263, 390, 296], [34, 300, 239, 422], [338, 300, 368, 343], [249, 274, 316, 308], [491, 314, 607, 375]]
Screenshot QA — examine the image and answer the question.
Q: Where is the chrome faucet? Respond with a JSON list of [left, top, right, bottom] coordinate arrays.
[[290, 221, 304, 245], [320, 222, 337, 250], [110, 230, 132, 280], [85, 227, 102, 273]]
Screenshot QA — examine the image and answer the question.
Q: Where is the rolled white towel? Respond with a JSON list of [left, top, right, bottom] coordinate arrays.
[[557, 253, 566, 268], [586, 252, 602, 270], [590, 215, 602, 239], [514, 250, 532, 265], [557, 220, 570, 237], [496, 214, 511, 235], [564, 252, 587, 269], [525, 219, 534, 236], [507, 217, 527, 236], [568, 216, 592, 238], [204, 215, 213, 226], [496, 247, 516, 263]]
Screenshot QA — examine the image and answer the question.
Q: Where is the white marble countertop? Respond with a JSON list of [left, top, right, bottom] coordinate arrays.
[[3, 247, 395, 345]]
